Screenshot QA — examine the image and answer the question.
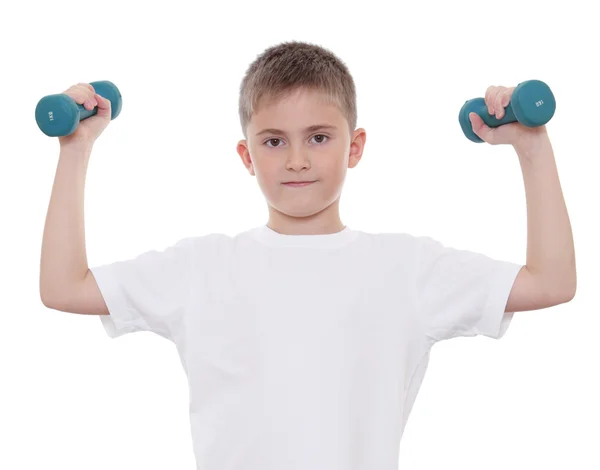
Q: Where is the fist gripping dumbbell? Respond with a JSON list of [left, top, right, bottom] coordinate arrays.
[[35, 80, 123, 137], [459, 79, 556, 143]]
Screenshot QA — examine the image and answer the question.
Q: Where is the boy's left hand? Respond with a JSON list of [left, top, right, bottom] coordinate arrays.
[[469, 85, 548, 147]]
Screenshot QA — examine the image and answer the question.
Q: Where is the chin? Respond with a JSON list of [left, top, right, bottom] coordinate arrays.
[[269, 201, 326, 219]]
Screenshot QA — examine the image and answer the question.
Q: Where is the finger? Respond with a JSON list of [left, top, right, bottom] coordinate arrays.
[[495, 91, 506, 119], [68, 86, 97, 110], [94, 93, 110, 109], [497, 87, 514, 119], [78, 85, 97, 105], [469, 112, 490, 141], [83, 95, 98, 110], [72, 92, 94, 109], [80, 87, 98, 109], [470, 112, 501, 145], [502, 87, 515, 107], [485, 86, 497, 115], [78, 82, 96, 94]]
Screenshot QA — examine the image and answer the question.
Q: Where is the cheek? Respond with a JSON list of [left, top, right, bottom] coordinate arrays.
[[260, 165, 281, 185], [254, 164, 282, 194], [321, 157, 347, 179], [251, 157, 273, 177]]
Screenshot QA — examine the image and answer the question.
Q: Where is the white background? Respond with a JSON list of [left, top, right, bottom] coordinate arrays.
[[1, 0, 598, 469]]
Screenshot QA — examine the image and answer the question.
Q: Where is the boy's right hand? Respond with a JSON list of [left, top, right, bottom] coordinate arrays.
[[58, 83, 112, 150]]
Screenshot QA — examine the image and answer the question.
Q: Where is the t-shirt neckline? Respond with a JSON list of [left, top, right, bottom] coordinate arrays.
[[248, 224, 358, 248]]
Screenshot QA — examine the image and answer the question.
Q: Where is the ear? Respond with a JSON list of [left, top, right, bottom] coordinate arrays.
[[237, 140, 255, 176], [348, 128, 367, 169]]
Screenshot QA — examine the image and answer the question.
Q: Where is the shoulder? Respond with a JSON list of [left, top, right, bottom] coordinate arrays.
[[182, 231, 237, 255], [357, 231, 478, 274], [358, 229, 425, 252]]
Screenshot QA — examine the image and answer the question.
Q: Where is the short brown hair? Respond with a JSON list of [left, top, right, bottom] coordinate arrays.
[[238, 40, 357, 139]]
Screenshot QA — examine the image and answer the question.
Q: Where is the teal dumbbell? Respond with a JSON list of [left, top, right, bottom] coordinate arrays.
[[35, 80, 123, 137], [459, 79, 556, 143]]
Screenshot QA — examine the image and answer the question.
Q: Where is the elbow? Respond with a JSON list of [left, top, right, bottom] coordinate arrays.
[[564, 284, 576, 302], [40, 292, 54, 309], [40, 291, 63, 310], [563, 273, 577, 302], [536, 267, 577, 304], [555, 282, 576, 304]]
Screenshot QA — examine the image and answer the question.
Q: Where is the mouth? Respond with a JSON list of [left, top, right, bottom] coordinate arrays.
[[282, 181, 316, 187]]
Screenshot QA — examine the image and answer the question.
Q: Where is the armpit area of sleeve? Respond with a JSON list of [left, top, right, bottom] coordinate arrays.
[[475, 262, 524, 339], [89, 265, 151, 339]]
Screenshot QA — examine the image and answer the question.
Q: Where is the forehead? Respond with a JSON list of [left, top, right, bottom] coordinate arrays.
[[252, 88, 342, 126]]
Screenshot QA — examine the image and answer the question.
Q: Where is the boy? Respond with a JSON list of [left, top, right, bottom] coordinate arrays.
[[40, 40, 576, 469]]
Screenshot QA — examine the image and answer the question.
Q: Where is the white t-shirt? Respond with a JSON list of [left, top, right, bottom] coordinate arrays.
[[90, 224, 523, 470]]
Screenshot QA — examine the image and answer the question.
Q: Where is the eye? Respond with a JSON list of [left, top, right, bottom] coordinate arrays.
[[264, 138, 282, 148], [311, 134, 329, 145], [264, 134, 329, 148]]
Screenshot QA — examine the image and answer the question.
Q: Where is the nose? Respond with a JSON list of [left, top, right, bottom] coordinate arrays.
[[285, 147, 311, 171]]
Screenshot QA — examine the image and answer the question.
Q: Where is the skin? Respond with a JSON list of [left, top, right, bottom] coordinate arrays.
[[236, 87, 367, 235]]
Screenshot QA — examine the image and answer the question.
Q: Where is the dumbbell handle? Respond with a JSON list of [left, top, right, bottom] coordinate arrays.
[[77, 101, 100, 121], [471, 100, 517, 127]]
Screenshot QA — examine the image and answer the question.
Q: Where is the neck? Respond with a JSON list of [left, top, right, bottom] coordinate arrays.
[[267, 199, 344, 235]]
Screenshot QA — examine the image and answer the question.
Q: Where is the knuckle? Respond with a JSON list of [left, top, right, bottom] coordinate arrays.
[[66, 92, 82, 103], [78, 82, 94, 92], [63, 85, 94, 105]]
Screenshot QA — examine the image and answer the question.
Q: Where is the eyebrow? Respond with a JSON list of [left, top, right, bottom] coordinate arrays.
[[255, 124, 337, 136]]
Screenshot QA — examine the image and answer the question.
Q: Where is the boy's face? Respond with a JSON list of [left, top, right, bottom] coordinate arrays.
[[237, 87, 366, 230]]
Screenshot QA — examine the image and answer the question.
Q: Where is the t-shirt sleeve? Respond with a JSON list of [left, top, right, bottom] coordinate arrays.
[[415, 235, 524, 343], [89, 237, 196, 342]]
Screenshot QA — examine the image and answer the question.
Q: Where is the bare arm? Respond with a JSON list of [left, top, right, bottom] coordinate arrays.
[[39, 145, 107, 314]]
